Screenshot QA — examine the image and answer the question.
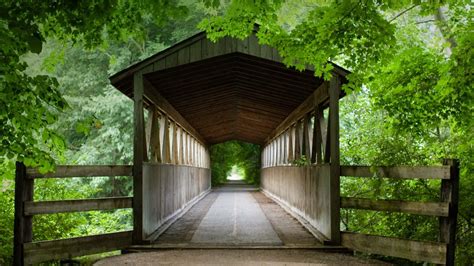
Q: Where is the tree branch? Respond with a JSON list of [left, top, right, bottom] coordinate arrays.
[[415, 19, 436, 24], [389, 4, 419, 23]]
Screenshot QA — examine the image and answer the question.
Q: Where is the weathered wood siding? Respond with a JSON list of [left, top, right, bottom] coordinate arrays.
[[148, 35, 281, 75], [261, 165, 331, 239], [142, 163, 211, 238]]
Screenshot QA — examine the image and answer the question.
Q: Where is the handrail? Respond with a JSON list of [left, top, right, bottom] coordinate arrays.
[[14, 163, 134, 265], [26, 165, 132, 178], [339, 160, 459, 266]]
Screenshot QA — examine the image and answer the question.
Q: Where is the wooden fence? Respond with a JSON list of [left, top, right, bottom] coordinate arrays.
[[14, 163, 134, 265], [340, 159, 459, 265]]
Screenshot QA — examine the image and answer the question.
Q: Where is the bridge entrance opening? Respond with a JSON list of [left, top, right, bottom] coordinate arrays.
[[227, 165, 244, 181]]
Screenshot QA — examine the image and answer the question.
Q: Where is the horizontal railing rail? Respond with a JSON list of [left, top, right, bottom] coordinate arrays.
[[24, 197, 133, 215], [14, 163, 134, 265], [340, 165, 451, 179], [26, 165, 133, 178], [23, 231, 133, 264], [339, 159, 459, 265]]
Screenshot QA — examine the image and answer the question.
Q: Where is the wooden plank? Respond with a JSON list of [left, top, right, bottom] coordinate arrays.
[[145, 109, 153, 160], [302, 113, 310, 158], [165, 52, 178, 68], [26, 165, 133, 178], [294, 121, 301, 160], [341, 232, 447, 264], [265, 82, 328, 144], [179, 127, 184, 164], [189, 40, 202, 63], [24, 197, 133, 215], [133, 71, 145, 243], [283, 130, 288, 164], [24, 231, 132, 264], [172, 122, 178, 164], [110, 32, 206, 83], [142, 78, 206, 145], [150, 110, 161, 163], [341, 197, 449, 217], [162, 116, 171, 163], [312, 106, 322, 164], [236, 36, 249, 54], [248, 34, 260, 57], [340, 165, 451, 179], [177, 46, 190, 65], [14, 162, 33, 265], [439, 159, 460, 266], [329, 74, 341, 244], [324, 112, 331, 163], [288, 126, 293, 162], [261, 44, 273, 60]]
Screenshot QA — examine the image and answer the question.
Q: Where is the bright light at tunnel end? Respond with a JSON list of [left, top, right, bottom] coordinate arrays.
[[227, 165, 244, 180]]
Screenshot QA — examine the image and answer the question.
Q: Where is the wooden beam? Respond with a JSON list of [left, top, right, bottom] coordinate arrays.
[[133, 71, 145, 243], [24, 197, 133, 215], [143, 78, 206, 145], [439, 159, 460, 266], [288, 126, 293, 162], [294, 120, 301, 160], [341, 197, 449, 217], [324, 113, 331, 163], [162, 116, 171, 163], [26, 165, 132, 178], [329, 74, 341, 244], [150, 110, 161, 163], [312, 106, 323, 164], [302, 113, 310, 159], [265, 82, 329, 144], [172, 122, 178, 164], [24, 231, 132, 264], [341, 232, 446, 264], [179, 127, 184, 164], [340, 165, 451, 179], [14, 162, 33, 266]]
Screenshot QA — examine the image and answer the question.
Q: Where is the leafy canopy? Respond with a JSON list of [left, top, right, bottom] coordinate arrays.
[[1, 0, 187, 172]]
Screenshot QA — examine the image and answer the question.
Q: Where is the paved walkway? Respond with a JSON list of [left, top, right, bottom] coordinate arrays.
[[191, 192, 282, 245], [154, 186, 321, 247], [95, 184, 389, 265]]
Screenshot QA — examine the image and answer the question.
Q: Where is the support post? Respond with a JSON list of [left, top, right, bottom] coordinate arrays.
[[162, 116, 170, 163], [303, 113, 310, 160], [150, 110, 161, 163], [312, 106, 323, 164], [133, 72, 145, 243], [329, 75, 341, 244], [294, 121, 301, 160], [13, 162, 33, 266], [288, 126, 294, 163], [440, 159, 459, 266]]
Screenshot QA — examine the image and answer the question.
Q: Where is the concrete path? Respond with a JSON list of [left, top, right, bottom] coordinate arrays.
[[154, 188, 322, 247], [191, 192, 282, 245], [95, 186, 390, 265]]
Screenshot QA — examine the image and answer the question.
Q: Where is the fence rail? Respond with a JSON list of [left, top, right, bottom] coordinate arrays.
[[14, 163, 134, 265], [340, 159, 459, 265], [340, 165, 451, 179], [23, 231, 132, 264]]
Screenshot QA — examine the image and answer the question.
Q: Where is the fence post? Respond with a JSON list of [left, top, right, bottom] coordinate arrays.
[[440, 159, 459, 266], [13, 162, 33, 265]]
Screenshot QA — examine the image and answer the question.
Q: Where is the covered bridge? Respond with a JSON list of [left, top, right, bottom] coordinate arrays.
[[13, 30, 459, 265]]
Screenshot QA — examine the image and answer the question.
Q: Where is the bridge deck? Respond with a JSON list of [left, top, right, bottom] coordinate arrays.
[[154, 188, 321, 247], [95, 185, 389, 265]]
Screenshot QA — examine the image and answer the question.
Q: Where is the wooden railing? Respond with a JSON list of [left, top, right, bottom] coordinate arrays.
[[340, 159, 459, 265], [14, 163, 134, 265]]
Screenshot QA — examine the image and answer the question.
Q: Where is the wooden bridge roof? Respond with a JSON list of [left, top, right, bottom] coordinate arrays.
[[110, 32, 349, 145]]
